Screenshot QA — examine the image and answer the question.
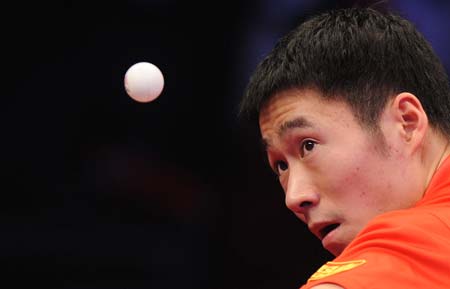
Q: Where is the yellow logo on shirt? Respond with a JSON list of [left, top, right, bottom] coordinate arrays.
[[308, 260, 366, 281]]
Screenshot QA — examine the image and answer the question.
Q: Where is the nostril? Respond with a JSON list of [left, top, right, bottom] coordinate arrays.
[[300, 201, 313, 208], [285, 191, 319, 213]]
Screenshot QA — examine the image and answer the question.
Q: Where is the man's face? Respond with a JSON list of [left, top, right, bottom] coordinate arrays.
[[259, 88, 422, 256]]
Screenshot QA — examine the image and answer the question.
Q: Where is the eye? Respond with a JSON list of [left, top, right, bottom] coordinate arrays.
[[274, 160, 288, 175], [300, 139, 317, 157]]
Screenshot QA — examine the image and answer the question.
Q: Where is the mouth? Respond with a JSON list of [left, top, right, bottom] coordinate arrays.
[[318, 223, 340, 240]]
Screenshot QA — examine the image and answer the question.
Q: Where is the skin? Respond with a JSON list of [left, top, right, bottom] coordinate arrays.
[[259, 88, 450, 264]]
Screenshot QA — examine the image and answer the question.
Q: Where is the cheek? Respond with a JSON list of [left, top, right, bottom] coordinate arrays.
[[318, 150, 363, 188], [323, 153, 390, 210]]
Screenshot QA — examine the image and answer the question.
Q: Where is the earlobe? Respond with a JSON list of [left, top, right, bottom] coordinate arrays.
[[392, 92, 428, 145]]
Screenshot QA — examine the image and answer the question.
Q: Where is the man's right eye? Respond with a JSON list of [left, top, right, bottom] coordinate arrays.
[[274, 161, 288, 175]]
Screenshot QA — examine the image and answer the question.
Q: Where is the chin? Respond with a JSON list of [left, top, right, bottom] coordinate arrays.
[[322, 226, 350, 256], [324, 242, 345, 256], [323, 233, 351, 256]]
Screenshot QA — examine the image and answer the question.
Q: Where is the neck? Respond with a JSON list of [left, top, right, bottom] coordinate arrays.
[[436, 140, 450, 171], [425, 135, 450, 188]]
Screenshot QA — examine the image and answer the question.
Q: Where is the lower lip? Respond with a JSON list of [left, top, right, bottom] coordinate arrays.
[[321, 225, 339, 249]]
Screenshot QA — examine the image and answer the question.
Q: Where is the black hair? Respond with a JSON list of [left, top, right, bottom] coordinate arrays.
[[240, 7, 450, 137]]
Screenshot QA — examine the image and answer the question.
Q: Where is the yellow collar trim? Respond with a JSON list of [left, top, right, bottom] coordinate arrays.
[[308, 259, 367, 281]]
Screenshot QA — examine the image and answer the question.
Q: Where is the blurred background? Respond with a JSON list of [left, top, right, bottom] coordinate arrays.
[[2, 1, 449, 288]]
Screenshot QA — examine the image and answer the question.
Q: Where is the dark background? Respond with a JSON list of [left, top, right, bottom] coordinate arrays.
[[2, 1, 449, 288]]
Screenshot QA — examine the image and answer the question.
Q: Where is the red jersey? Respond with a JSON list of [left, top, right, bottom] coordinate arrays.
[[301, 155, 450, 288]]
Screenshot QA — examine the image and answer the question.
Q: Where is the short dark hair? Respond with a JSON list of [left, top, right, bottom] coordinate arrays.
[[240, 8, 450, 137]]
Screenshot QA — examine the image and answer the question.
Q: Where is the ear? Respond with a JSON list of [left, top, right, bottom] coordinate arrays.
[[389, 92, 428, 150]]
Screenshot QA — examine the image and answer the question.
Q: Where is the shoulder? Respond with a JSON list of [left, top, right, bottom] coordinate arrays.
[[361, 206, 449, 233], [343, 208, 450, 255], [310, 284, 344, 289]]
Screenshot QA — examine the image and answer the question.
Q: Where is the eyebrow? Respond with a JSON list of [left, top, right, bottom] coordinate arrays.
[[261, 116, 314, 150], [278, 116, 313, 136]]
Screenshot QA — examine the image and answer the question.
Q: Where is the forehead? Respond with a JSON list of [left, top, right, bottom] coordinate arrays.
[[258, 89, 365, 147]]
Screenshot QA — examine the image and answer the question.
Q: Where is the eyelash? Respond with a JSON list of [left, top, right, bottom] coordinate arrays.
[[300, 139, 316, 157], [273, 139, 317, 175]]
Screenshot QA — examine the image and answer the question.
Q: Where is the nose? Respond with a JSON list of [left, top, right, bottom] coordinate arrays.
[[284, 173, 320, 216]]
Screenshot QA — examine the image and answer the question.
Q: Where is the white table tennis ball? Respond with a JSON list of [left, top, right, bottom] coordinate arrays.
[[124, 62, 164, 103]]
